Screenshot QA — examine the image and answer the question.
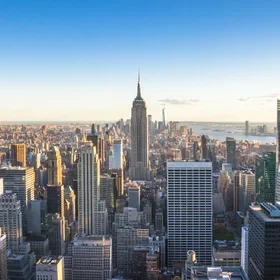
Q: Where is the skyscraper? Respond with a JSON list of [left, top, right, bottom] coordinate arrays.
[[47, 184, 64, 218], [255, 152, 276, 203], [162, 107, 166, 128], [226, 137, 236, 169], [11, 143, 26, 167], [241, 226, 248, 275], [0, 193, 23, 253], [239, 171, 255, 215], [0, 166, 35, 234], [248, 203, 280, 280], [129, 74, 150, 181], [245, 121, 249, 135], [167, 161, 212, 267], [47, 146, 62, 186], [201, 135, 208, 160], [275, 99, 280, 201], [109, 139, 123, 170], [0, 228, 8, 280], [78, 144, 107, 235]]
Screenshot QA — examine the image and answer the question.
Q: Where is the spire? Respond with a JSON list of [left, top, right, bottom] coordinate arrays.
[[136, 69, 143, 100]]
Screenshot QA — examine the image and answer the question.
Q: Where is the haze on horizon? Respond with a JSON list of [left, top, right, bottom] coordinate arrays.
[[1, 0, 280, 122]]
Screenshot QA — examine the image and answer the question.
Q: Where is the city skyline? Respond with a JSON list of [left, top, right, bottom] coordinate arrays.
[[1, 0, 280, 122]]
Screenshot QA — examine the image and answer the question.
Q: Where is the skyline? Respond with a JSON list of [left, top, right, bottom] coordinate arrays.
[[1, 0, 280, 122]]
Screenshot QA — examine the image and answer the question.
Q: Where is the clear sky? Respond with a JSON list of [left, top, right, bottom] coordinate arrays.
[[1, 0, 280, 122]]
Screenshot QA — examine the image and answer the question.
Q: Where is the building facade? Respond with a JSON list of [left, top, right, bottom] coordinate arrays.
[[167, 161, 212, 267], [129, 75, 150, 181], [255, 152, 276, 203], [11, 143, 26, 167], [0, 166, 35, 234], [248, 203, 280, 280], [36, 256, 64, 280]]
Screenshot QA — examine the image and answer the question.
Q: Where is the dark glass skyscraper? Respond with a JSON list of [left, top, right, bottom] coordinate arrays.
[[255, 152, 276, 203], [201, 135, 208, 160], [248, 203, 280, 280], [226, 137, 236, 169]]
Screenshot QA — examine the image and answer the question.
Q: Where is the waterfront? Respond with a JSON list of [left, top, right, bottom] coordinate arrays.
[[182, 122, 276, 144]]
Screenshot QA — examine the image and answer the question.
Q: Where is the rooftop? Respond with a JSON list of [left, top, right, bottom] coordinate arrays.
[[191, 266, 248, 280]]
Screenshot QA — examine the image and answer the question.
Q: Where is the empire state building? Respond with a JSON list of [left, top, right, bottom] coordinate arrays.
[[129, 74, 150, 181]]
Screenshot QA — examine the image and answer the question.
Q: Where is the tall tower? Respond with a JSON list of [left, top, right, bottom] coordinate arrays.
[[11, 143, 26, 167], [275, 99, 280, 201], [248, 203, 280, 279], [78, 144, 107, 235], [47, 146, 62, 186], [129, 73, 150, 181], [226, 137, 236, 169], [0, 167, 35, 234], [162, 106, 166, 128], [167, 161, 212, 267], [0, 193, 23, 253], [201, 135, 208, 160]]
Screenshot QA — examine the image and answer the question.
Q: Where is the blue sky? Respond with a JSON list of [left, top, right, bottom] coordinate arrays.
[[1, 0, 280, 122]]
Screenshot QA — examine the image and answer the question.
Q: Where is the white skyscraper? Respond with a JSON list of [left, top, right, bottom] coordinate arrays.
[[78, 144, 107, 235], [167, 161, 212, 267], [241, 226, 248, 275]]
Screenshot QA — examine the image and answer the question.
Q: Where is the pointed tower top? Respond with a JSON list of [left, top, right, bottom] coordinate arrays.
[[135, 70, 143, 101]]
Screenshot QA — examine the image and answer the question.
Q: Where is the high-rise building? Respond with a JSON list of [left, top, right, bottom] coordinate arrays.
[[100, 175, 115, 215], [0, 192, 23, 253], [276, 100, 280, 202], [148, 114, 152, 136], [226, 137, 236, 169], [109, 140, 123, 170], [28, 199, 47, 235], [47, 184, 64, 218], [0, 228, 8, 280], [78, 144, 107, 235], [248, 203, 280, 280], [47, 146, 62, 186], [36, 256, 64, 280], [64, 235, 112, 280], [32, 153, 41, 169], [64, 186, 76, 224], [0, 166, 35, 233], [255, 152, 276, 203], [167, 161, 212, 267], [129, 74, 150, 181], [162, 107, 166, 128], [201, 135, 208, 160], [117, 227, 149, 274], [11, 143, 26, 167], [128, 184, 140, 211], [47, 213, 65, 256], [241, 226, 248, 275], [239, 171, 255, 215], [245, 121, 249, 135], [233, 171, 240, 219]]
